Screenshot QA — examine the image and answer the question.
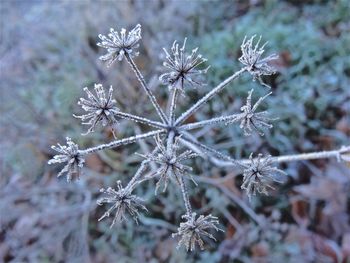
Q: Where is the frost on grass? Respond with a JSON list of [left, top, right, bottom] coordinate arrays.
[[240, 154, 286, 200], [74, 84, 120, 136], [159, 38, 209, 91], [172, 213, 223, 251], [48, 137, 85, 182], [97, 181, 147, 227], [97, 24, 141, 66]]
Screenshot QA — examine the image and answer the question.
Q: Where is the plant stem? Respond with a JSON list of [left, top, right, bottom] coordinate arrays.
[[179, 176, 192, 216], [169, 88, 180, 125], [125, 54, 169, 124], [180, 132, 237, 164], [80, 129, 165, 155], [195, 145, 350, 167], [115, 111, 167, 129], [126, 159, 150, 192], [175, 67, 246, 126], [179, 114, 240, 131], [166, 130, 193, 215]]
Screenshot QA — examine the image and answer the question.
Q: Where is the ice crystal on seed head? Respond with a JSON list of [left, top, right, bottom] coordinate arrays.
[[159, 38, 209, 91], [226, 89, 274, 136], [239, 35, 278, 84], [48, 137, 84, 182], [172, 213, 222, 251], [97, 181, 147, 227], [241, 154, 286, 200], [139, 135, 198, 194], [97, 24, 141, 66], [73, 84, 120, 136]]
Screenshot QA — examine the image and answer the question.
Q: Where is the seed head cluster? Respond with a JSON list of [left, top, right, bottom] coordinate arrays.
[[48, 23, 286, 251]]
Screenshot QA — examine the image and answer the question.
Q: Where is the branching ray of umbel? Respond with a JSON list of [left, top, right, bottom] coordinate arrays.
[[48, 24, 350, 251]]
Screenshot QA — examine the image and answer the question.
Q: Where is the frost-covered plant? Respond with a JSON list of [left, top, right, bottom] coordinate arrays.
[[48, 24, 350, 251]]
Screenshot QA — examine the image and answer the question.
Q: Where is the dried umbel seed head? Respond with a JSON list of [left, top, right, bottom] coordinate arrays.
[[226, 89, 274, 136], [48, 137, 84, 182], [97, 24, 142, 66], [172, 213, 223, 251], [239, 35, 278, 84], [159, 38, 209, 91], [139, 135, 198, 194], [74, 84, 120, 136], [241, 154, 286, 200], [97, 181, 148, 227]]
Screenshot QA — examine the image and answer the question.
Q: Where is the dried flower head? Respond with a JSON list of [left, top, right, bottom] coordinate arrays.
[[97, 181, 147, 227], [239, 35, 278, 84], [97, 24, 141, 66], [140, 135, 198, 194], [226, 89, 273, 136], [48, 137, 85, 182], [159, 38, 209, 91], [241, 153, 286, 200], [73, 84, 120, 136], [172, 213, 222, 251]]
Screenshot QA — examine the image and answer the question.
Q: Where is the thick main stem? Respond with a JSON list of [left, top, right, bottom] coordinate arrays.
[[175, 67, 246, 126], [80, 129, 165, 155], [125, 54, 168, 124]]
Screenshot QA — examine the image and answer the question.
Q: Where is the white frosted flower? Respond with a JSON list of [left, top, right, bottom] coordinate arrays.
[[239, 35, 278, 83], [97, 181, 147, 227], [172, 213, 222, 251], [74, 84, 120, 136], [226, 89, 274, 136], [139, 135, 198, 194], [160, 38, 209, 91], [97, 24, 142, 66], [241, 153, 286, 200], [48, 137, 84, 182]]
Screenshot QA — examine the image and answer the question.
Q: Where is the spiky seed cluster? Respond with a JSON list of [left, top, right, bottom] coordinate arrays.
[[48, 137, 84, 182], [97, 24, 142, 66], [239, 35, 278, 83], [172, 213, 223, 251], [241, 154, 286, 200], [159, 38, 209, 91], [140, 135, 198, 194], [227, 89, 273, 136], [74, 84, 120, 136], [97, 181, 147, 227]]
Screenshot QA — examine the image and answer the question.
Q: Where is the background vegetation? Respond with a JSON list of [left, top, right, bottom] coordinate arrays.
[[0, 0, 349, 262]]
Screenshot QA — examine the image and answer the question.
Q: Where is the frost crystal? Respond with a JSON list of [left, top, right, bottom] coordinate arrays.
[[97, 24, 141, 66], [172, 213, 222, 251], [97, 181, 147, 227], [159, 38, 209, 91], [241, 154, 286, 200], [239, 35, 278, 84], [226, 89, 273, 136], [48, 137, 84, 182], [139, 135, 198, 194], [74, 84, 120, 136]]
